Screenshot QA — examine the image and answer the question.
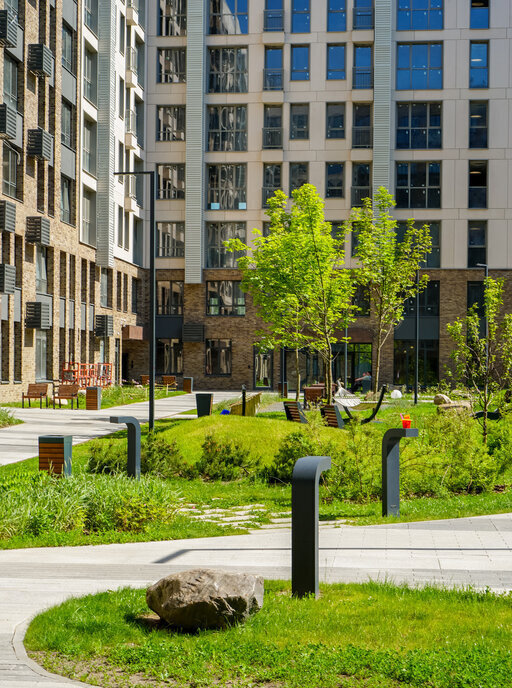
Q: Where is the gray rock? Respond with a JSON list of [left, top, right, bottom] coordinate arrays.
[[146, 568, 264, 630], [434, 393, 452, 405], [437, 401, 472, 413]]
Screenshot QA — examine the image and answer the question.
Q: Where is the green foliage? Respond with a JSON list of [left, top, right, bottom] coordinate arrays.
[[193, 433, 259, 481], [263, 430, 317, 483], [0, 407, 21, 427]]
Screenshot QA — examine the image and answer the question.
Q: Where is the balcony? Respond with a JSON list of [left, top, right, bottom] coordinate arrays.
[[351, 187, 371, 207], [27, 128, 54, 161], [263, 68, 283, 91], [262, 127, 283, 149], [28, 44, 55, 78], [126, 0, 139, 26], [0, 264, 16, 294], [124, 174, 138, 212], [125, 47, 138, 88], [353, 6, 374, 30], [352, 126, 373, 148], [26, 217, 51, 245], [0, 9, 18, 47], [0, 103, 17, 139], [263, 9, 284, 31], [125, 109, 137, 149], [353, 67, 373, 89]]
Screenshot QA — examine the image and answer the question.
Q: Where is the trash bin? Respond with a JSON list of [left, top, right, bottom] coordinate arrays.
[[86, 386, 102, 410], [278, 381, 288, 398], [183, 377, 193, 393], [39, 435, 72, 477], [196, 393, 213, 417]]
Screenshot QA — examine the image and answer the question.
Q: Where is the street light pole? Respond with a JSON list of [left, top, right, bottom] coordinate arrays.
[[414, 268, 419, 405], [114, 170, 156, 431]]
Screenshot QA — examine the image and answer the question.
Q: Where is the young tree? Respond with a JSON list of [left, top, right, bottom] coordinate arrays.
[[347, 187, 433, 392], [227, 184, 356, 403], [446, 277, 512, 443]]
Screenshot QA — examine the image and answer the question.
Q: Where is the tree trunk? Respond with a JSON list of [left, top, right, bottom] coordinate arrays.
[[294, 347, 301, 402], [374, 334, 382, 393], [325, 343, 333, 404]]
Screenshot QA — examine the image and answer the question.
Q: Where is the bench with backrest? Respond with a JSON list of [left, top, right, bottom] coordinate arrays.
[[320, 404, 345, 428], [161, 375, 178, 391], [53, 384, 80, 409], [283, 400, 308, 423], [22, 383, 49, 409]]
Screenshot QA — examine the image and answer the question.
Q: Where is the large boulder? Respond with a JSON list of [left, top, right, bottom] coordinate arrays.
[[434, 393, 451, 405], [146, 568, 264, 630], [437, 401, 472, 414]]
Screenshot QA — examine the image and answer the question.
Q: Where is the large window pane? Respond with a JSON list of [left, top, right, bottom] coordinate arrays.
[[470, 42, 488, 88], [327, 44, 346, 80], [291, 0, 310, 32], [208, 105, 247, 151], [207, 164, 246, 209], [209, 47, 248, 92], [209, 0, 248, 34], [291, 45, 309, 80], [397, 0, 443, 31], [206, 222, 246, 267]]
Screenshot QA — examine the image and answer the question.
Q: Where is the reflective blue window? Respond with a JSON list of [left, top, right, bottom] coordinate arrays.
[[327, 44, 345, 80], [470, 0, 489, 29], [470, 42, 488, 88], [353, 45, 372, 88], [291, 0, 310, 33], [397, 43, 442, 90], [264, 0, 284, 31], [264, 47, 283, 90], [209, 0, 248, 35], [291, 45, 309, 80], [327, 0, 346, 31], [353, 0, 373, 29], [397, 0, 443, 31]]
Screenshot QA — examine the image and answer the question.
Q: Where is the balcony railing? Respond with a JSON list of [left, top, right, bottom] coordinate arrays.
[[353, 67, 373, 89], [353, 7, 374, 29], [126, 47, 138, 75], [262, 127, 283, 149], [125, 174, 137, 199], [263, 68, 283, 91], [157, 244, 185, 258], [264, 9, 284, 31], [352, 126, 373, 148], [125, 109, 137, 135], [468, 187, 487, 208], [262, 186, 280, 207], [351, 187, 372, 207]]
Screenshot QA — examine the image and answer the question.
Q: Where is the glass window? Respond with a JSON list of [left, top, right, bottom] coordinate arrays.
[[397, 43, 443, 90], [157, 280, 184, 315], [397, 0, 443, 31], [84, 0, 98, 34], [264, 0, 284, 31], [264, 47, 283, 90], [263, 163, 282, 206], [469, 101, 488, 148], [326, 163, 344, 198], [205, 339, 232, 375], [326, 103, 345, 139], [208, 47, 248, 92], [118, 77, 124, 118], [83, 48, 97, 104], [290, 104, 309, 139], [207, 281, 246, 316], [82, 188, 96, 246], [468, 221, 486, 268], [290, 162, 308, 194], [209, 0, 248, 34], [83, 118, 97, 175], [397, 221, 440, 268], [396, 102, 442, 149], [470, 42, 488, 88], [132, 278, 139, 313], [291, 0, 310, 32], [156, 338, 183, 375], [119, 12, 125, 55], [208, 105, 247, 151], [291, 45, 309, 80], [394, 340, 439, 389], [159, 0, 187, 36], [61, 100, 73, 148], [3, 55, 17, 110], [156, 163, 186, 199], [100, 268, 111, 308], [353, 45, 372, 89], [328, 0, 346, 31], [352, 103, 372, 148], [468, 160, 487, 208], [351, 162, 371, 207], [157, 105, 185, 142], [157, 222, 185, 257], [353, 284, 370, 316], [35, 330, 47, 382], [206, 222, 246, 267], [395, 161, 441, 208], [62, 24, 74, 73], [353, 0, 374, 29], [263, 105, 283, 149], [470, 0, 489, 29], [60, 176, 72, 222], [157, 48, 186, 83], [35, 246, 48, 294], [207, 164, 246, 210], [2, 145, 18, 199], [468, 280, 485, 314], [327, 44, 346, 80]]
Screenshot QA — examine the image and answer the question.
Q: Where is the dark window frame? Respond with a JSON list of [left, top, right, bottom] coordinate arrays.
[[206, 280, 246, 316]]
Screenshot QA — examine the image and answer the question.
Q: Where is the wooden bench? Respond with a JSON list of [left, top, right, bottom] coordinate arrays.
[[22, 383, 49, 409], [283, 400, 308, 424], [230, 391, 262, 416], [53, 384, 80, 409], [320, 404, 345, 428], [161, 375, 178, 391]]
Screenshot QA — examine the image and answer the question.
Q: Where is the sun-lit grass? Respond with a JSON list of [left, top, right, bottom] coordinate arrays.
[[26, 580, 512, 687]]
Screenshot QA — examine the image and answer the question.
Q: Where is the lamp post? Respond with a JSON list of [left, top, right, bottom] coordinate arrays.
[[414, 268, 419, 405], [114, 170, 156, 431]]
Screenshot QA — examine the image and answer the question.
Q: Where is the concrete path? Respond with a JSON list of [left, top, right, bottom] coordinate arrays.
[[0, 391, 237, 467], [2, 513, 512, 686]]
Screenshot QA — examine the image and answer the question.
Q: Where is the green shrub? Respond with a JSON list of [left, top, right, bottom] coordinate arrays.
[[0, 407, 19, 428], [263, 430, 317, 484], [87, 440, 125, 475], [194, 433, 258, 480], [141, 432, 187, 478]]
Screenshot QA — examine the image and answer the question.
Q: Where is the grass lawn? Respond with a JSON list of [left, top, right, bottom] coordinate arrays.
[[25, 580, 512, 687]]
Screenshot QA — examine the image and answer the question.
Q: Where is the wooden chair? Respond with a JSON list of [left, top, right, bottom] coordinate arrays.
[[22, 383, 49, 409], [320, 404, 345, 428], [283, 400, 308, 423], [53, 384, 80, 409]]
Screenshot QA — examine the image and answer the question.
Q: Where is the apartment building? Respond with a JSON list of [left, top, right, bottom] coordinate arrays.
[[146, 0, 512, 391]]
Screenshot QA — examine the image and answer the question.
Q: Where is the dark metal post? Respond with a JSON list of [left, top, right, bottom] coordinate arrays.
[[382, 428, 418, 517], [414, 269, 419, 404], [110, 416, 141, 479], [291, 455, 331, 598], [241, 384, 246, 416]]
